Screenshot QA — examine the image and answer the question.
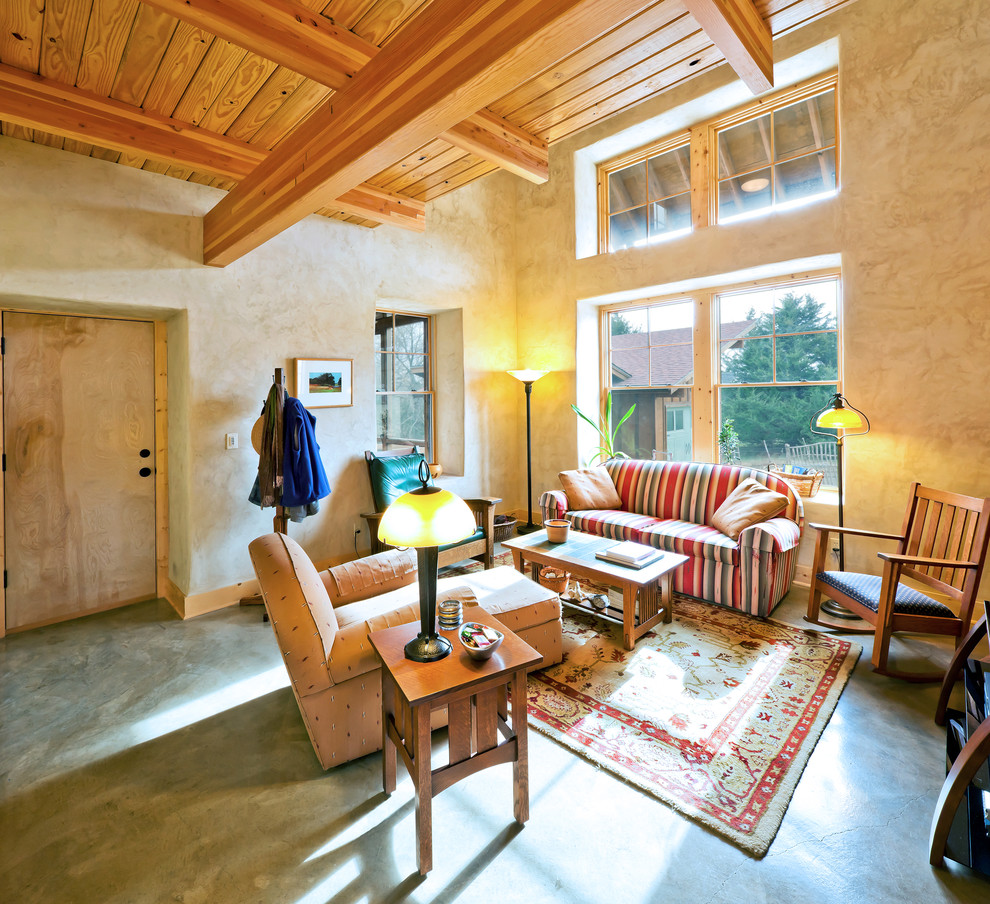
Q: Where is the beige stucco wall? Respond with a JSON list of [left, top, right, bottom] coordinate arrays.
[[0, 138, 520, 601], [512, 0, 990, 592]]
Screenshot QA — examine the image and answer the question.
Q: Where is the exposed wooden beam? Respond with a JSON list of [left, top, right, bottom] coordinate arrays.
[[444, 110, 548, 184], [0, 64, 424, 231], [141, 0, 373, 91], [143, 0, 549, 183], [203, 0, 651, 266], [681, 0, 772, 94]]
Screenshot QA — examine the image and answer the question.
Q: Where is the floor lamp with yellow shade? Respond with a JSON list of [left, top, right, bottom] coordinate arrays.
[[377, 461, 476, 662], [809, 392, 871, 619]]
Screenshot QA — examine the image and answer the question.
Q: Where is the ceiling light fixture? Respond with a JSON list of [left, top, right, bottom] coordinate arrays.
[[740, 177, 770, 193]]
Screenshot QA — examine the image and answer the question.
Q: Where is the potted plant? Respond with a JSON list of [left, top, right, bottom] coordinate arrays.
[[718, 419, 740, 464], [571, 392, 635, 464]]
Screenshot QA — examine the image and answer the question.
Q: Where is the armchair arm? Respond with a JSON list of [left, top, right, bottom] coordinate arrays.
[[463, 496, 500, 512], [361, 510, 385, 554], [877, 552, 979, 569], [808, 522, 904, 541]]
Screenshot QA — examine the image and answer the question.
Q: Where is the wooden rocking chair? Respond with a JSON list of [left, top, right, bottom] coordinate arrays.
[[806, 483, 990, 681]]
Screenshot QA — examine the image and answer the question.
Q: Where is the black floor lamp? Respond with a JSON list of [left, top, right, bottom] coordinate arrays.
[[507, 370, 549, 534], [810, 392, 871, 619]]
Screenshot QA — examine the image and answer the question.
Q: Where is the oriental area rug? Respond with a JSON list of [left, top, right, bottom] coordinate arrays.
[[443, 556, 861, 857], [528, 602, 859, 857], [444, 554, 862, 857]]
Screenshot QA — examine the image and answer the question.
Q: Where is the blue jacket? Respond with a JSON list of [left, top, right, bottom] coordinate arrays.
[[281, 397, 331, 507]]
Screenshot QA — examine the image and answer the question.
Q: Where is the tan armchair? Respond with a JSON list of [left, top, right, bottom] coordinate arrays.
[[248, 533, 562, 769]]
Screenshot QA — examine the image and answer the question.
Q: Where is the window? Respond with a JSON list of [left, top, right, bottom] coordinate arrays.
[[605, 300, 694, 460], [717, 277, 840, 475], [716, 88, 837, 223], [595, 73, 838, 252], [375, 311, 434, 460], [598, 273, 843, 481], [599, 139, 691, 252]]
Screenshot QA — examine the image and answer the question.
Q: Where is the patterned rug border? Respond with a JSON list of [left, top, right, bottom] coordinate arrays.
[[526, 603, 862, 858]]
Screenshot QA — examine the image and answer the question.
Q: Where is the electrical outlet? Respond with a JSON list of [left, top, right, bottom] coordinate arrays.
[[225, 433, 238, 450]]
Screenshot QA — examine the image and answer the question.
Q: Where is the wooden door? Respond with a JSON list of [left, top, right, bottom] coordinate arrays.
[[3, 312, 157, 631]]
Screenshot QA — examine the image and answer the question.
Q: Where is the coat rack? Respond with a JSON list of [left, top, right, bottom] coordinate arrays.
[[242, 367, 288, 616], [271, 367, 288, 534]]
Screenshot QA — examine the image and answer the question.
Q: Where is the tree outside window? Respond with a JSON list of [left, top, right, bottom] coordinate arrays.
[[717, 279, 840, 482]]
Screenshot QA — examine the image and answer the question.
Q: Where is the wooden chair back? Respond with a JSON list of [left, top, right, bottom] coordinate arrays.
[[897, 484, 990, 626]]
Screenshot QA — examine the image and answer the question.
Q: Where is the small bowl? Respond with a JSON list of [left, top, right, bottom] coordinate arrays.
[[458, 622, 504, 660], [544, 519, 570, 543]]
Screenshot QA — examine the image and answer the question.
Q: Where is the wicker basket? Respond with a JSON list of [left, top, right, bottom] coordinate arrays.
[[538, 566, 570, 595], [769, 468, 824, 498], [493, 517, 517, 543]]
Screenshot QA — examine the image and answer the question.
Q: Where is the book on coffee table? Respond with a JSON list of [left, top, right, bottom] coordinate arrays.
[[595, 541, 664, 569]]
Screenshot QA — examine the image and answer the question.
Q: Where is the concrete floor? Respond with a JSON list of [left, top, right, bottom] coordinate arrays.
[[2, 587, 988, 904]]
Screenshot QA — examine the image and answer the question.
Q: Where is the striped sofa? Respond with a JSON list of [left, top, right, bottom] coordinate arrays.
[[539, 460, 804, 618]]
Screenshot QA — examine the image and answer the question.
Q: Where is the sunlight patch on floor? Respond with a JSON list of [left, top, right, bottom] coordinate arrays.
[[130, 666, 290, 743]]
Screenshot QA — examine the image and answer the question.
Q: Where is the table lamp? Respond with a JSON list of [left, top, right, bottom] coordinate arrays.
[[378, 461, 476, 661], [507, 369, 549, 533], [810, 392, 871, 619]]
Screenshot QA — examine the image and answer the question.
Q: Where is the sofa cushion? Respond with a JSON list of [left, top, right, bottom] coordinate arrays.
[[711, 478, 789, 540], [639, 519, 740, 565], [559, 467, 622, 510], [568, 509, 659, 541]]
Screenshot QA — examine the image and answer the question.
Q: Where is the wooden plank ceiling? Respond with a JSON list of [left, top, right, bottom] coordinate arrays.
[[0, 0, 853, 263]]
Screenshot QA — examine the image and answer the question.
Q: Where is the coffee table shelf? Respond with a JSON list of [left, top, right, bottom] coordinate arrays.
[[502, 529, 688, 649]]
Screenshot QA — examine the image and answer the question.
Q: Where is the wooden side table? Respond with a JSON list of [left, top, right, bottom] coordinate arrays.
[[368, 609, 542, 875]]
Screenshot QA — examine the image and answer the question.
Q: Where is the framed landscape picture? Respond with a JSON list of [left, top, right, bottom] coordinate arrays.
[[294, 358, 353, 408]]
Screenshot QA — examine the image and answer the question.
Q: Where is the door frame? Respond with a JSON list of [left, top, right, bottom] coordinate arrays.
[[0, 308, 170, 637]]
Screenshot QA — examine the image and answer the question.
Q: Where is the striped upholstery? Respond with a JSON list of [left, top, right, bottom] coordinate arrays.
[[539, 460, 804, 618], [817, 571, 956, 618]]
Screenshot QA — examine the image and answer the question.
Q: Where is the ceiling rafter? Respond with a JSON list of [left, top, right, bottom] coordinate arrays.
[[0, 64, 424, 231], [142, 0, 550, 184], [680, 0, 773, 94], [202, 0, 655, 266]]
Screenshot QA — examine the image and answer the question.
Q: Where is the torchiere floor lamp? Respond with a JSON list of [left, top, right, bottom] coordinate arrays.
[[810, 392, 871, 619], [507, 370, 549, 534]]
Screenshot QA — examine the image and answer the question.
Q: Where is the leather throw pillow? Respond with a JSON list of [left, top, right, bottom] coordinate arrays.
[[711, 478, 789, 540], [559, 467, 622, 511]]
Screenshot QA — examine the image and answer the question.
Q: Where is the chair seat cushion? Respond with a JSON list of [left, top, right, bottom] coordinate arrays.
[[817, 571, 958, 618]]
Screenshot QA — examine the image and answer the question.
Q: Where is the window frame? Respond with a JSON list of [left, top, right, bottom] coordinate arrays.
[[709, 73, 839, 224], [374, 309, 436, 461], [595, 71, 839, 254], [597, 131, 692, 255], [598, 268, 843, 464]]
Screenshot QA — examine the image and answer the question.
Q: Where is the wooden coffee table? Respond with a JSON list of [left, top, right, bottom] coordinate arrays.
[[503, 529, 688, 650], [368, 609, 542, 875]]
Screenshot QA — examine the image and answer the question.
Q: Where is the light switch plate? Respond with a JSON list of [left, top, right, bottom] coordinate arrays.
[[225, 433, 238, 450]]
